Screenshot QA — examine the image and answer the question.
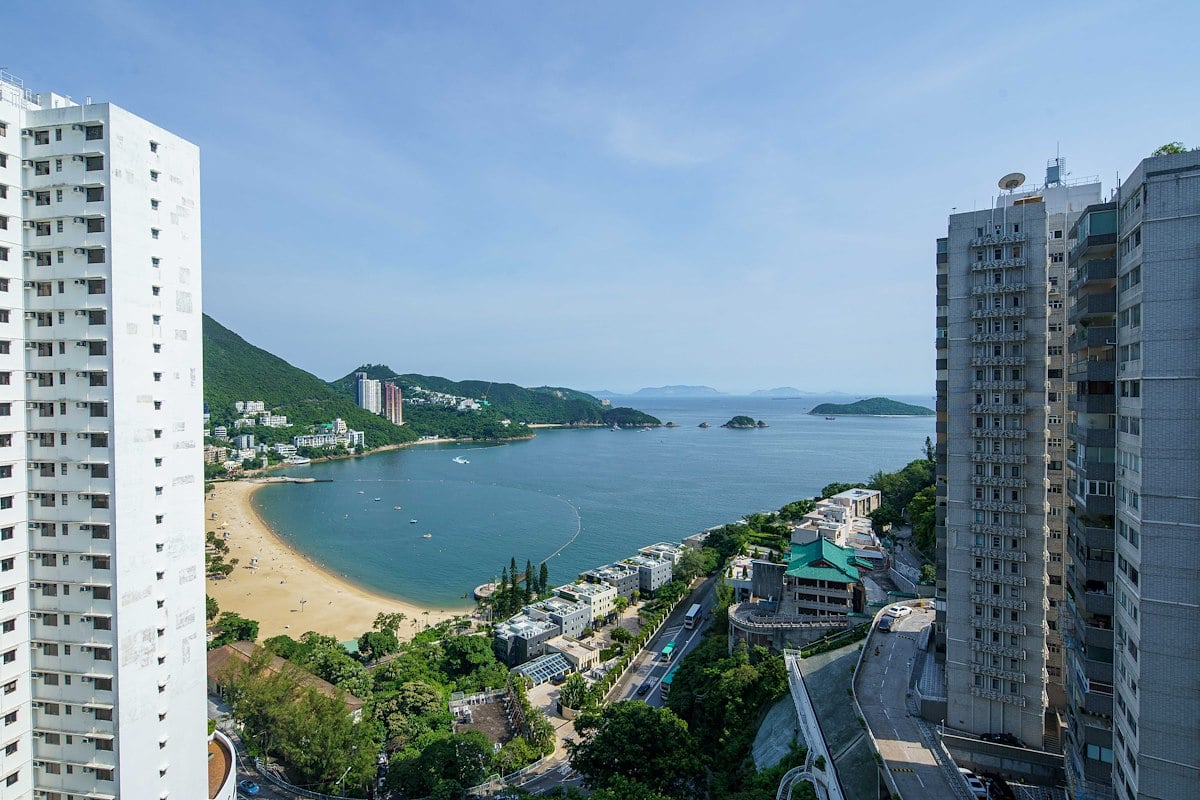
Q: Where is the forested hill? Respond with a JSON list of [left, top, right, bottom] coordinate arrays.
[[202, 315, 418, 446], [332, 366, 661, 427], [809, 397, 934, 416]]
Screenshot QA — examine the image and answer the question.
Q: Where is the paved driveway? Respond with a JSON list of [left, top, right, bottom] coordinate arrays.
[[856, 607, 964, 800]]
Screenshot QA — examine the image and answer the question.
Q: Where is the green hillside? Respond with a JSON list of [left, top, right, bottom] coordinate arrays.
[[809, 397, 934, 416], [202, 315, 418, 447], [332, 366, 661, 427]]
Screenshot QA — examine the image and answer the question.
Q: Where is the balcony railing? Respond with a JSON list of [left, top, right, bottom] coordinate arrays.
[[970, 232, 1028, 248], [970, 593, 1028, 611], [970, 570, 1028, 588], [970, 500, 1028, 514], [970, 404, 1027, 415], [969, 453, 1028, 465], [971, 331, 1027, 344], [970, 428, 1028, 440], [970, 356, 1027, 367], [971, 307, 1027, 319], [971, 283, 1027, 296], [970, 546, 1028, 562]]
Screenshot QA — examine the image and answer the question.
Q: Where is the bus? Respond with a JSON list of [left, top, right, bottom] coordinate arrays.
[[661, 640, 676, 662], [661, 666, 679, 698], [684, 603, 702, 629]]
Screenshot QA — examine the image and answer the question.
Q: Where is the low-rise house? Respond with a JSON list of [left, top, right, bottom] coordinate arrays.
[[777, 538, 873, 617], [725, 555, 755, 602], [827, 487, 882, 518], [584, 562, 640, 600], [523, 596, 590, 640], [546, 636, 601, 673], [623, 554, 674, 594], [638, 541, 685, 565], [493, 614, 559, 667], [206, 642, 364, 722], [556, 581, 616, 625]]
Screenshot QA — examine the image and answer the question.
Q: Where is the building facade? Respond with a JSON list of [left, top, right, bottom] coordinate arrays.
[[382, 380, 402, 425], [940, 169, 1100, 749], [1070, 151, 1200, 800], [355, 372, 381, 414], [0, 74, 207, 797]]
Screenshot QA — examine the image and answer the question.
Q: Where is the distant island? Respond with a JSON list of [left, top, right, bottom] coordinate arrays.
[[749, 387, 810, 397], [809, 397, 934, 417], [632, 385, 725, 397], [722, 415, 768, 429]]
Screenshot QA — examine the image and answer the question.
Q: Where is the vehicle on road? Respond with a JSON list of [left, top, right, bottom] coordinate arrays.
[[887, 604, 913, 618], [958, 768, 989, 799], [684, 603, 702, 629], [661, 666, 678, 698], [661, 640, 676, 662], [238, 779, 261, 796], [878, 615, 893, 632], [980, 732, 1023, 747], [636, 682, 651, 696]]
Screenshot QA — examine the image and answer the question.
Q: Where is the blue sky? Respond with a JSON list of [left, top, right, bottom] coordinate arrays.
[[6, 1, 1196, 393]]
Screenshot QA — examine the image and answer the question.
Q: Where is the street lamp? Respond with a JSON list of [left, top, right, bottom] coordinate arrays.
[[336, 765, 352, 794]]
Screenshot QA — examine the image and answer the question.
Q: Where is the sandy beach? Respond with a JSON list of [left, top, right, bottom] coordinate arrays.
[[204, 480, 467, 643]]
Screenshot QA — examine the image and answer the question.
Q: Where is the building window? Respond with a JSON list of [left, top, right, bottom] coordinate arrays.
[[85, 125, 104, 140], [149, 170, 159, 182], [85, 156, 104, 171], [149, 140, 159, 153]]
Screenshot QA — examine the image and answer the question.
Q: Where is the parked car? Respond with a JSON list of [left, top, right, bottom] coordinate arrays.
[[877, 616, 893, 632], [980, 732, 1023, 747], [958, 768, 989, 799], [887, 604, 913, 618], [238, 780, 261, 796]]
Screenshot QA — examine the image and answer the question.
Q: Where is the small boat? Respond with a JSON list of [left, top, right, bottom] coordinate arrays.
[[824, 416, 836, 421], [374, 497, 382, 502], [357, 490, 365, 494], [409, 519, 418, 524], [393, 506, 402, 510], [611, 425, 619, 431], [452, 456, 470, 464], [422, 533, 432, 539]]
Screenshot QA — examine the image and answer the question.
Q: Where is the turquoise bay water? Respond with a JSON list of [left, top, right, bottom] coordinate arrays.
[[251, 396, 934, 609]]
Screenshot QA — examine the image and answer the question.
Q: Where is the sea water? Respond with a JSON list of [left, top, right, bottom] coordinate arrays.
[[251, 395, 934, 609]]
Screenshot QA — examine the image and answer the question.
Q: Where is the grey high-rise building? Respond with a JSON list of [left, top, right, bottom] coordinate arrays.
[[1061, 151, 1200, 800], [937, 165, 1100, 749]]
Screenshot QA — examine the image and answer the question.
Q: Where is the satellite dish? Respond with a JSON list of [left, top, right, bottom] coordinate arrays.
[[998, 172, 1026, 191]]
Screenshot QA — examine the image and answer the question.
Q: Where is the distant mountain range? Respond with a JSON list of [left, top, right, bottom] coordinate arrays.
[[631, 385, 725, 397], [202, 315, 660, 445], [749, 387, 814, 397]]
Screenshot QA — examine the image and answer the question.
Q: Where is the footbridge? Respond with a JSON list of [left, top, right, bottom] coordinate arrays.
[[777, 649, 846, 800]]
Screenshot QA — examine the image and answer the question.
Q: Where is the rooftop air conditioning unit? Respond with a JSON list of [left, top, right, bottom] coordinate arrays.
[[21, 190, 32, 198], [22, 221, 35, 229], [72, 186, 84, 193], [21, 160, 33, 167], [73, 217, 84, 224], [73, 247, 86, 255], [71, 123, 84, 131], [21, 129, 32, 137], [22, 251, 34, 259], [71, 155, 84, 163]]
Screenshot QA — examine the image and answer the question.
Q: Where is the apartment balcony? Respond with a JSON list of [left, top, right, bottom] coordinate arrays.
[[1068, 232, 1117, 263], [970, 356, 1026, 368], [1068, 292, 1117, 324], [28, 468, 111, 494], [970, 500, 1027, 514], [970, 546, 1028, 562], [970, 476, 1028, 489], [1068, 393, 1115, 415], [969, 640, 1027, 660], [1067, 258, 1117, 292], [1067, 357, 1115, 382], [29, 556, 114, 585], [970, 232, 1028, 248], [969, 686, 1027, 706], [970, 404, 1026, 415], [970, 380, 1026, 391], [970, 663, 1027, 684], [969, 570, 1028, 587], [976, 618, 1027, 635], [971, 307, 1027, 319], [1082, 620, 1114, 650], [971, 282, 1027, 296], [968, 256, 1029, 272], [970, 523, 1028, 538], [1068, 327, 1116, 356], [970, 428, 1028, 440], [971, 331, 1027, 344], [795, 599, 854, 615]]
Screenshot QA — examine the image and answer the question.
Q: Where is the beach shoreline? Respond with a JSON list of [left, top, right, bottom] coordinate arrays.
[[204, 480, 471, 643]]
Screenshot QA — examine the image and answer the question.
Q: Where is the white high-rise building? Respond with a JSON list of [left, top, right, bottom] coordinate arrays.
[[0, 72, 207, 798]]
